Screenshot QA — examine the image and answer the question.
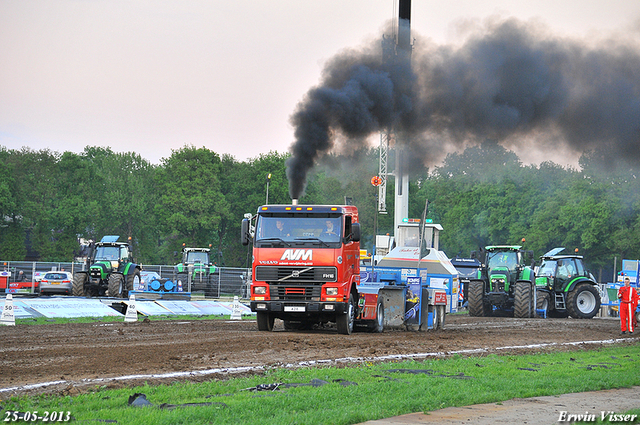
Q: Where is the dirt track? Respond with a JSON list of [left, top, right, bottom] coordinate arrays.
[[0, 313, 636, 398]]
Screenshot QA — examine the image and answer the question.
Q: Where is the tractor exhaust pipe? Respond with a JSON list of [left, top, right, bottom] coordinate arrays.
[[292, 199, 298, 205]]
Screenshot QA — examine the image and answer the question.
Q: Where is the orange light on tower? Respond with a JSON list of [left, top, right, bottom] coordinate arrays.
[[371, 176, 382, 186]]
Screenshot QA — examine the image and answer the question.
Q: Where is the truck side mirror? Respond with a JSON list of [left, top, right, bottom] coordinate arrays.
[[351, 223, 361, 242], [241, 219, 251, 246]]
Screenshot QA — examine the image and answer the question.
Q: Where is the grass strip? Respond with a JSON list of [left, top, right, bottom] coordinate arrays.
[[2, 342, 639, 424]]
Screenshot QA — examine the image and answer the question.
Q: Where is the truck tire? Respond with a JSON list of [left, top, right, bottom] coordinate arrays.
[[514, 281, 534, 318], [125, 269, 141, 296], [438, 305, 446, 329], [72, 273, 89, 297], [369, 299, 384, 333], [535, 290, 550, 318], [432, 305, 440, 330], [256, 311, 274, 331], [468, 280, 490, 317], [566, 283, 601, 319], [337, 293, 356, 335], [108, 274, 125, 298]]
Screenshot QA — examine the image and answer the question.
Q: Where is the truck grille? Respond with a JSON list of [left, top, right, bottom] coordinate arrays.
[[255, 266, 337, 283], [269, 285, 322, 301]]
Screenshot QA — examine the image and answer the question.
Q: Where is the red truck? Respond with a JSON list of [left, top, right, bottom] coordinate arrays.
[[241, 203, 382, 334]]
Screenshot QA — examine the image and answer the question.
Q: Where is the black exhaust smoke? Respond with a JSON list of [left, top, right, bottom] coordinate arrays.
[[286, 18, 640, 199]]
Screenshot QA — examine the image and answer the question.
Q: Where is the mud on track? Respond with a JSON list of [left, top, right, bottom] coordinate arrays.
[[0, 314, 637, 398]]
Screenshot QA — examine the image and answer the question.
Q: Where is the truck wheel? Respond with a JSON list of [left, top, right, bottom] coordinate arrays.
[[369, 299, 384, 333], [468, 280, 490, 317], [256, 311, 274, 331], [72, 273, 89, 297], [337, 293, 356, 335], [567, 283, 601, 319], [108, 274, 125, 298], [438, 305, 446, 329], [535, 291, 550, 318], [514, 281, 534, 318], [125, 269, 141, 296], [432, 305, 440, 330]]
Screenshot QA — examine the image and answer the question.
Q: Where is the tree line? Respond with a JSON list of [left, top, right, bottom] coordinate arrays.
[[1, 143, 638, 282]]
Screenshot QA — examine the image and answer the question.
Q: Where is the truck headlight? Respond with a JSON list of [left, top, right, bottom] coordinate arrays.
[[254, 286, 267, 295], [326, 287, 338, 296]]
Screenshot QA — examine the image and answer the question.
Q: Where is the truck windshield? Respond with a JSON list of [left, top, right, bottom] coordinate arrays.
[[255, 214, 342, 246]]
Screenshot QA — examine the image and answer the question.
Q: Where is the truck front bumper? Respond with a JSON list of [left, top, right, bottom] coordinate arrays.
[[250, 301, 348, 315]]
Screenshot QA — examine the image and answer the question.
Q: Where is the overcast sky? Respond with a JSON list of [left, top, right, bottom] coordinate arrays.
[[1, 1, 638, 166]]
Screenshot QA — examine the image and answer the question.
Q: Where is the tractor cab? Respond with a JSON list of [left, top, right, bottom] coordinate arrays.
[[183, 248, 211, 266]]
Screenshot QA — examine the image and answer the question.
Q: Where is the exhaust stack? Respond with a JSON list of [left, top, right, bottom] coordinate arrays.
[[292, 199, 298, 205]]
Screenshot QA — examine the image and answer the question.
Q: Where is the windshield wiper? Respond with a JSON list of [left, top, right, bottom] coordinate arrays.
[[259, 238, 292, 247], [294, 237, 330, 247]]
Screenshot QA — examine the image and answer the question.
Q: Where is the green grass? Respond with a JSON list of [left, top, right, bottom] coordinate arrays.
[[2, 343, 639, 424]]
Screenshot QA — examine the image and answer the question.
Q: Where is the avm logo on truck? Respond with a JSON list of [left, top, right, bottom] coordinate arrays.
[[280, 249, 313, 261]]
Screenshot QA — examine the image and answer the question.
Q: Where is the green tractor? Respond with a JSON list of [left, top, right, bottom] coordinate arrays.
[[534, 248, 601, 319], [174, 246, 218, 296], [72, 236, 141, 298], [468, 245, 536, 318]]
